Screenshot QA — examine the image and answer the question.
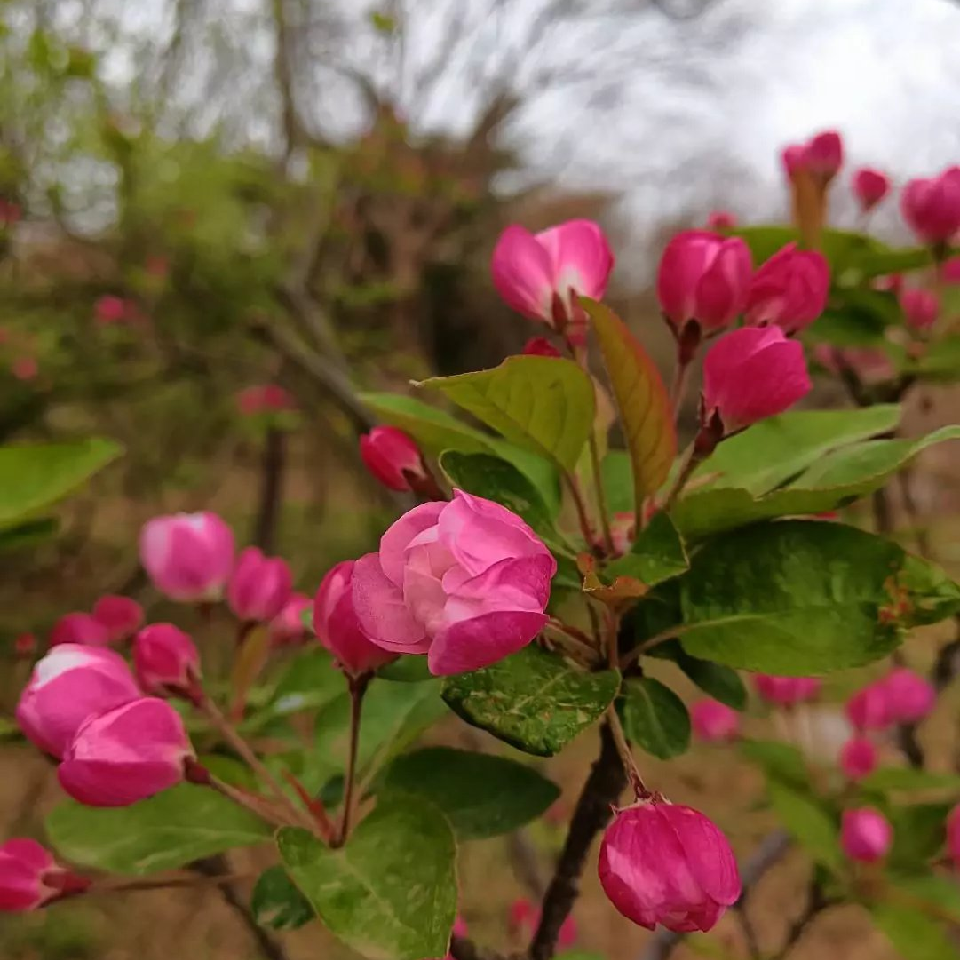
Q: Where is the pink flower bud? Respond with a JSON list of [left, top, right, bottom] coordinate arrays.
[[839, 736, 878, 781], [0, 839, 88, 912], [940, 256, 960, 285], [16, 645, 141, 758], [947, 805, 960, 869], [94, 295, 127, 325], [227, 547, 293, 623], [899, 288, 939, 331], [14, 633, 35, 658], [781, 145, 805, 180], [901, 167, 960, 244], [744, 243, 829, 333], [691, 700, 740, 743], [752, 675, 822, 707], [360, 426, 428, 492], [91, 595, 144, 643], [852, 168, 891, 212], [874, 273, 904, 296], [58, 697, 194, 807], [702, 327, 811, 433], [803, 131, 844, 179], [841, 807, 892, 863], [139, 512, 235, 602], [491, 220, 614, 337], [599, 801, 741, 933], [269, 593, 313, 647], [133, 624, 202, 699], [844, 682, 891, 732], [314, 561, 394, 675], [656, 230, 752, 332], [12, 356, 38, 381], [706, 210, 737, 230], [522, 336, 562, 358], [882, 667, 935, 724], [50, 612, 110, 647], [509, 898, 577, 948]]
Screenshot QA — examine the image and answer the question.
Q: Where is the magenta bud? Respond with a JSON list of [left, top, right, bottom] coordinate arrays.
[[521, 336, 562, 358], [91, 595, 144, 644], [752, 674, 822, 707], [803, 130, 844, 179], [882, 667, 935, 724], [269, 593, 313, 647], [839, 736, 878, 782], [656, 230, 752, 332], [227, 547, 293, 623], [901, 167, 960, 244], [360, 426, 428, 493], [706, 210, 737, 230], [691, 700, 740, 743], [57, 697, 194, 807], [744, 243, 830, 333], [50, 612, 110, 648], [599, 801, 741, 933], [133, 624, 202, 699], [139, 512, 235, 602], [851, 167, 890, 212], [844, 682, 892, 732], [0, 839, 89, 912], [702, 327, 811, 433], [94, 295, 127, 325], [841, 807, 892, 863], [899, 288, 940, 331], [16, 645, 141, 758]]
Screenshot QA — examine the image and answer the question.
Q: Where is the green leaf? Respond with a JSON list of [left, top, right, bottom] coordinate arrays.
[[0, 517, 58, 552], [442, 647, 620, 757], [251, 866, 314, 930], [263, 648, 346, 718], [420, 356, 595, 472], [360, 392, 494, 456], [605, 511, 689, 586], [0, 438, 121, 527], [383, 747, 559, 839], [277, 794, 456, 960], [647, 639, 747, 710], [583, 299, 676, 505], [439, 451, 558, 534], [674, 521, 943, 673], [766, 780, 841, 871], [870, 903, 955, 960], [860, 768, 960, 794], [739, 740, 809, 790], [45, 785, 271, 875], [904, 335, 960, 383], [601, 450, 634, 514], [888, 803, 952, 871], [888, 874, 960, 924], [618, 678, 690, 759]]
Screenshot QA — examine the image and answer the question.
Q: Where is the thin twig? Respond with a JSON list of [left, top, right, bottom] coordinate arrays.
[[337, 676, 368, 845], [563, 470, 596, 548]]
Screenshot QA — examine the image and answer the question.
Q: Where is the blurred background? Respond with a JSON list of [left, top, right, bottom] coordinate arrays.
[[3, 1, 960, 958]]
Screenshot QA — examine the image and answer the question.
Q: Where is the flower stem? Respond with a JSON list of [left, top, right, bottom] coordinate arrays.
[[605, 706, 649, 800], [563, 471, 596, 548], [337, 675, 369, 846]]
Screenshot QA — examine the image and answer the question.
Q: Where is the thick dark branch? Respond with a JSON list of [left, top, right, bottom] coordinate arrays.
[[529, 722, 627, 960]]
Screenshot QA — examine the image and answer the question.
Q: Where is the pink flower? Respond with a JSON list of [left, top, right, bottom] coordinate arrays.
[[94, 296, 127, 325], [227, 547, 293, 623], [522, 336, 562, 358], [702, 327, 811, 433], [691, 700, 740, 743], [900, 289, 940, 331], [269, 593, 313, 647], [314, 561, 394, 676], [0, 840, 88, 912], [782, 131, 844, 181], [845, 682, 892, 732], [852, 168, 891, 212], [656, 230, 752, 332], [50, 612, 110, 647], [883, 667, 935, 724], [744, 243, 830, 333], [598, 802, 741, 933], [58, 697, 193, 807], [509, 898, 577, 948], [753, 675, 822, 707], [706, 210, 737, 230], [901, 167, 960, 244], [947, 805, 960, 869], [841, 807, 892, 863], [360, 426, 428, 492], [133, 624, 202, 699], [16, 645, 140, 758], [11, 356, 37, 380], [491, 220, 614, 338], [940, 256, 960, 285], [781, 145, 805, 179], [139, 512, 235, 602], [839, 737, 878, 781], [91, 595, 144, 643], [352, 491, 556, 676]]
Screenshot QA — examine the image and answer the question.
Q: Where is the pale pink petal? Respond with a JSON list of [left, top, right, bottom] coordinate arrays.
[[352, 552, 429, 651], [491, 226, 555, 320], [379, 502, 445, 586], [537, 219, 614, 300]]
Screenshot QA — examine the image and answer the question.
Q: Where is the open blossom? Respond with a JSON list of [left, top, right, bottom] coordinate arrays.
[[133, 624, 202, 699], [353, 491, 556, 676], [753, 675, 822, 707], [0, 840, 88, 912], [140, 512, 234, 602], [841, 807, 892, 863], [269, 593, 313, 646], [656, 230, 752, 332], [227, 547, 293, 623], [691, 700, 740, 743], [314, 561, 394, 676], [491, 219, 614, 338], [900, 289, 939, 332], [58, 697, 193, 807], [91, 595, 144, 643], [851, 168, 890, 212], [599, 801, 741, 933], [50, 612, 110, 647], [360, 426, 428, 492], [16, 645, 141, 758], [744, 243, 830, 332], [839, 737, 878, 781], [901, 167, 960, 244], [702, 327, 811, 433]]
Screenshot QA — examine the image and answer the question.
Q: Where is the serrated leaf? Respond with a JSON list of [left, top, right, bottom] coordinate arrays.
[[442, 646, 619, 757], [277, 794, 456, 960], [383, 747, 559, 839], [251, 866, 314, 930], [618, 678, 690, 759], [420, 356, 595, 472], [583, 299, 675, 507]]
